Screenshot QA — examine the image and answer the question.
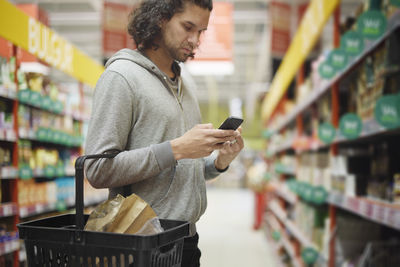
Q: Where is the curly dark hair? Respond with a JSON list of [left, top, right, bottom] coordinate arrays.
[[127, 0, 213, 50]]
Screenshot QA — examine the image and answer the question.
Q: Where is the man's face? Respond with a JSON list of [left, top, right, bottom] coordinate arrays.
[[159, 3, 210, 62]]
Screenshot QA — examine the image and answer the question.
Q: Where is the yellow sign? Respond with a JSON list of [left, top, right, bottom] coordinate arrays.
[[0, 0, 104, 88], [261, 0, 340, 121]]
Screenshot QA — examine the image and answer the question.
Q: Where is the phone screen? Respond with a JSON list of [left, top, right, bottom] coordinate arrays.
[[218, 116, 244, 130]]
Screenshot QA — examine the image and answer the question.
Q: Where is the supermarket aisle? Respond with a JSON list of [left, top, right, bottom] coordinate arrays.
[[197, 187, 278, 267]]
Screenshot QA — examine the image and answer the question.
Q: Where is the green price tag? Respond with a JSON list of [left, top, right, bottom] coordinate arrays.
[[18, 90, 30, 103], [357, 11, 387, 39], [52, 131, 62, 143], [36, 127, 48, 141], [41, 96, 52, 111], [340, 31, 365, 56], [339, 113, 363, 139], [19, 165, 33, 180], [60, 132, 69, 145], [329, 49, 348, 71], [44, 165, 56, 178], [302, 247, 319, 265], [262, 129, 273, 139], [287, 180, 297, 192], [318, 61, 336, 79], [56, 200, 67, 212], [303, 185, 313, 202], [263, 173, 272, 181], [374, 94, 400, 129], [390, 0, 400, 7], [318, 122, 336, 144], [56, 165, 65, 177], [54, 101, 64, 114], [272, 231, 281, 241], [29, 91, 42, 107], [312, 186, 328, 205]]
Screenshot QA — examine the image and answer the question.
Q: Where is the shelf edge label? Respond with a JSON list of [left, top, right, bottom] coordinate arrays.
[[357, 10, 387, 40], [329, 48, 348, 71], [318, 122, 336, 144], [374, 94, 400, 129], [340, 31, 364, 56], [339, 113, 363, 139]]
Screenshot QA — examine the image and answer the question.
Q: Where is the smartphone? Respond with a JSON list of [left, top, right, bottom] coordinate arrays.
[[218, 116, 244, 130]]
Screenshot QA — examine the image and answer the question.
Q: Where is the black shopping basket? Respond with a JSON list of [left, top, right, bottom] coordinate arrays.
[[17, 153, 190, 267]]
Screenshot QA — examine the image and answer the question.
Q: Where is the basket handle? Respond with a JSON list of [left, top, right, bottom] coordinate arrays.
[[75, 152, 119, 230]]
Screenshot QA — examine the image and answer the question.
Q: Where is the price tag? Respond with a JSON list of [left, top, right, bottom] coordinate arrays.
[[18, 90, 30, 103], [312, 186, 328, 205], [19, 166, 33, 180], [375, 94, 400, 129], [302, 247, 319, 265], [5, 129, 16, 141], [346, 197, 360, 212], [19, 207, 27, 218], [318, 61, 336, 79], [340, 31, 364, 56], [339, 113, 363, 139], [384, 208, 397, 228], [36, 204, 44, 214], [318, 122, 336, 144], [372, 205, 385, 223], [328, 49, 348, 71], [394, 210, 400, 229], [4, 242, 11, 254], [357, 10, 387, 40], [3, 205, 12, 216], [391, 0, 400, 7]]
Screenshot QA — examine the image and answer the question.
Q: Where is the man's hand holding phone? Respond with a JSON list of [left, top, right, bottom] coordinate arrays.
[[170, 116, 244, 164], [214, 116, 244, 171]]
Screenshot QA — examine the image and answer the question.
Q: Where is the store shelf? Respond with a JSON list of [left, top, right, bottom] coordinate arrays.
[[265, 214, 303, 267], [0, 85, 17, 100], [270, 118, 399, 157], [1, 167, 18, 179], [269, 201, 322, 256], [19, 203, 57, 219], [281, 237, 303, 267], [272, 140, 295, 155], [271, 182, 298, 205], [0, 238, 19, 257], [271, 22, 400, 134], [275, 164, 296, 176], [328, 191, 400, 231], [0, 203, 18, 218], [18, 128, 82, 148], [0, 129, 17, 143]]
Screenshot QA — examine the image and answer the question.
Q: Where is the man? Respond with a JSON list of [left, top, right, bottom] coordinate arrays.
[[85, 0, 243, 265]]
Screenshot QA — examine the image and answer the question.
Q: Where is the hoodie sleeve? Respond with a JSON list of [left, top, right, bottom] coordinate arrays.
[[84, 70, 176, 189], [203, 153, 229, 180]]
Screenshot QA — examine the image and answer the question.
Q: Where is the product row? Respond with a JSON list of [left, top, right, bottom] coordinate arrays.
[[269, 136, 400, 204], [267, 199, 400, 267]]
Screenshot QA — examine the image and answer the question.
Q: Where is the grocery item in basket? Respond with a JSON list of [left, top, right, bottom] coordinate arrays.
[[85, 193, 163, 235]]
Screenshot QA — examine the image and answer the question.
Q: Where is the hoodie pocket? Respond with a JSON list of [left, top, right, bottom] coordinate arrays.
[[152, 159, 205, 220]]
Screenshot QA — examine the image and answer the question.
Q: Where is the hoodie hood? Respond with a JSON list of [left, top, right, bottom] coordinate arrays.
[[105, 49, 181, 83]]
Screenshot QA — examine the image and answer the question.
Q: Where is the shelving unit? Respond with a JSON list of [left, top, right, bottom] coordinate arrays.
[[0, 2, 106, 266], [261, 1, 400, 266]]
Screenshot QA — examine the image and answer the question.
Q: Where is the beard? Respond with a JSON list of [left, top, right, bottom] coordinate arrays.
[[163, 38, 196, 62]]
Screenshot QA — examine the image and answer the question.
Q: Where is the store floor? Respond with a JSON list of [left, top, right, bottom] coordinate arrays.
[[197, 186, 278, 267]]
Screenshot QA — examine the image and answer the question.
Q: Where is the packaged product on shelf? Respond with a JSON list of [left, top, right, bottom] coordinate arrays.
[[393, 173, 400, 204], [26, 72, 43, 93], [0, 57, 17, 92], [18, 105, 30, 136], [17, 68, 28, 90]]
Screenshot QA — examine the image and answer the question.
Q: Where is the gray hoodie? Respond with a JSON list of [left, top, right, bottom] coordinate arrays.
[[84, 49, 223, 235]]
